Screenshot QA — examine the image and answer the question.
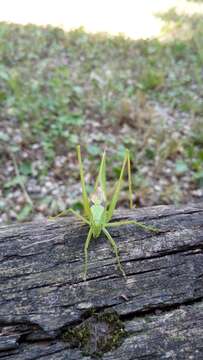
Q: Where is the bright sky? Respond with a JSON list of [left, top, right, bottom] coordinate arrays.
[[0, 0, 203, 39]]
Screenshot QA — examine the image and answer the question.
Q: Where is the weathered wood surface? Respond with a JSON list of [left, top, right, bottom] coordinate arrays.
[[0, 204, 203, 359]]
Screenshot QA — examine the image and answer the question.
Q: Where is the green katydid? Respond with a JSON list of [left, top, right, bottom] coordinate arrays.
[[51, 145, 158, 280]]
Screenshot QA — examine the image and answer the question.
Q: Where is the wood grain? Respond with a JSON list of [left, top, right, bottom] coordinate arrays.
[[0, 204, 202, 359]]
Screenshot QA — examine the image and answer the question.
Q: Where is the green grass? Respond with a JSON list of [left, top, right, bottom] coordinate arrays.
[[0, 8, 202, 223]]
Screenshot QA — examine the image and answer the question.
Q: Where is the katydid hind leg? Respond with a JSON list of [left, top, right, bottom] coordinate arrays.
[[102, 227, 126, 278], [77, 145, 91, 218], [127, 150, 133, 209], [107, 150, 129, 222]]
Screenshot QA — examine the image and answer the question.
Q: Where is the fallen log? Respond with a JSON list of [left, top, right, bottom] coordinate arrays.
[[0, 204, 203, 359]]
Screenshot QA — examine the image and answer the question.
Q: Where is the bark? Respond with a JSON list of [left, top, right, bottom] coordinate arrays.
[[0, 204, 203, 359]]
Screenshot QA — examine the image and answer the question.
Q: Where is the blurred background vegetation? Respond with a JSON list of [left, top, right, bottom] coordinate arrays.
[[0, 2, 203, 224]]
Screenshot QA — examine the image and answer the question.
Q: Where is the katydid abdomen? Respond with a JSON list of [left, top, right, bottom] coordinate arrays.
[[90, 204, 105, 237]]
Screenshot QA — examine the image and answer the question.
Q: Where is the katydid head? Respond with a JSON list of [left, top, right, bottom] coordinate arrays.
[[90, 186, 106, 205]]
